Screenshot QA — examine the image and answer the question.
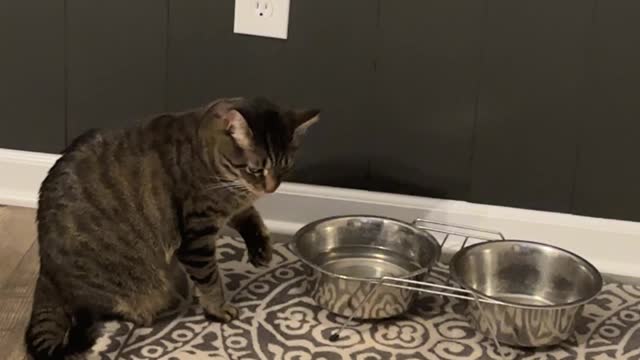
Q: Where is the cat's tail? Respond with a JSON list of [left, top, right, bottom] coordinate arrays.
[[25, 275, 97, 360]]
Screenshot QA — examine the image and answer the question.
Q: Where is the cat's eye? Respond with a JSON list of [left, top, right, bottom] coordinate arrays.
[[246, 167, 263, 176]]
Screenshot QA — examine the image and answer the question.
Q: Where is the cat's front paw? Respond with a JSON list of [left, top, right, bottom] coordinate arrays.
[[248, 242, 273, 268], [204, 303, 239, 323]]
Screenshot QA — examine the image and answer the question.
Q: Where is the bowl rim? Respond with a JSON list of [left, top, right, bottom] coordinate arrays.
[[449, 239, 604, 310], [290, 214, 442, 282]]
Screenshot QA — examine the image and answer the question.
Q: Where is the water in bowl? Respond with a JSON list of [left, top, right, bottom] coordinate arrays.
[[312, 245, 422, 279]]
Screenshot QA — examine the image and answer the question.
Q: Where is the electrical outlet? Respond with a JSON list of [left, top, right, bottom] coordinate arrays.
[[234, 0, 290, 40]]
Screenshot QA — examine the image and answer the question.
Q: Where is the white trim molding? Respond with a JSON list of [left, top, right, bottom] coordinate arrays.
[[0, 149, 59, 208], [2, 148, 639, 278]]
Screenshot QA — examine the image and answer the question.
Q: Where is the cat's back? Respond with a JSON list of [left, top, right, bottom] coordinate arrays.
[[38, 127, 116, 209], [36, 124, 176, 249], [38, 127, 127, 211]]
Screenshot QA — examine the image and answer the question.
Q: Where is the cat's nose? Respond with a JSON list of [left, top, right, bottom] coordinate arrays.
[[264, 172, 280, 193]]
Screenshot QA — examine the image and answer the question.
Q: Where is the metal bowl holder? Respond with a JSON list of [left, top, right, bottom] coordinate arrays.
[[327, 218, 512, 359]]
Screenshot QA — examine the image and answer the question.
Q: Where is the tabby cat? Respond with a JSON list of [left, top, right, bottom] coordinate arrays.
[[25, 97, 319, 359]]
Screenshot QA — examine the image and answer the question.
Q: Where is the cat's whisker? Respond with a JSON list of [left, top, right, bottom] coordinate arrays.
[[203, 177, 233, 184], [202, 181, 246, 192], [206, 179, 241, 185], [203, 185, 235, 192], [226, 183, 251, 193], [206, 176, 232, 182], [228, 184, 249, 192], [202, 185, 231, 192]]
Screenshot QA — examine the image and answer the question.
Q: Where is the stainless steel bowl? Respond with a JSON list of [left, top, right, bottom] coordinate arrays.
[[450, 240, 603, 347], [291, 215, 441, 319]]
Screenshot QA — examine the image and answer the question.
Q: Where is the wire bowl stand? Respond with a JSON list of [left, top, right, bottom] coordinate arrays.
[[328, 218, 511, 359]]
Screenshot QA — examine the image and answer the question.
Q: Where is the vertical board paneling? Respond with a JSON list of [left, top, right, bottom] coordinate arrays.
[[2, 0, 639, 222], [0, 0, 64, 153], [168, 0, 275, 110], [573, 1, 640, 221], [371, 0, 485, 199], [66, 0, 167, 140], [168, 0, 376, 189], [470, 0, 594, 212]]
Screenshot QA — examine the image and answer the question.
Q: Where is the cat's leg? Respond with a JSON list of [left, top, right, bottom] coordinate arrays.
[[229, 206, 272, 268], [177, 220, 238, 322]]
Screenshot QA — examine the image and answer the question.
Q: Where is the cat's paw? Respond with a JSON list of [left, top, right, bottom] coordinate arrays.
[[248, 242, 273, 268], [204, 303, 239, 323]]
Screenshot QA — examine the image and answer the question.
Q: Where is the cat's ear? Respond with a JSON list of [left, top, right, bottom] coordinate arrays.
[[224, 109, 254, 150], [292, 109, 320, 144]]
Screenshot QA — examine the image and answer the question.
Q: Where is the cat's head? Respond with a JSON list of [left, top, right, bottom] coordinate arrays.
[[206, 97, 319, 196]]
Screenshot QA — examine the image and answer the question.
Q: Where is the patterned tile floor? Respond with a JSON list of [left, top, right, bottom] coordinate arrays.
[[91, 236, 640, 360]]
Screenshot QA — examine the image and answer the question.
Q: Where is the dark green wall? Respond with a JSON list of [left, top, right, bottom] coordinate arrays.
[[1, 0, 639, 222]]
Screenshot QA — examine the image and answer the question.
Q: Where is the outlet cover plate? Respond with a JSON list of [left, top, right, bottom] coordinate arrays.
[[234, 0, 290, 40]]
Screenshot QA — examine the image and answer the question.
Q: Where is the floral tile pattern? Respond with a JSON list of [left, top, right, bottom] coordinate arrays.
[[93, 236, 640, 360]]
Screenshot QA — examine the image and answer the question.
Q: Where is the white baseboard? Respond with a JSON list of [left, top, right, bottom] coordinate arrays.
[[2, 148, 639, 278], [0, 149, 59, 208]]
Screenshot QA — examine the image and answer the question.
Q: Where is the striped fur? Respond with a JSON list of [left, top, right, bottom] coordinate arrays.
[[25, 97, 319, 359]]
